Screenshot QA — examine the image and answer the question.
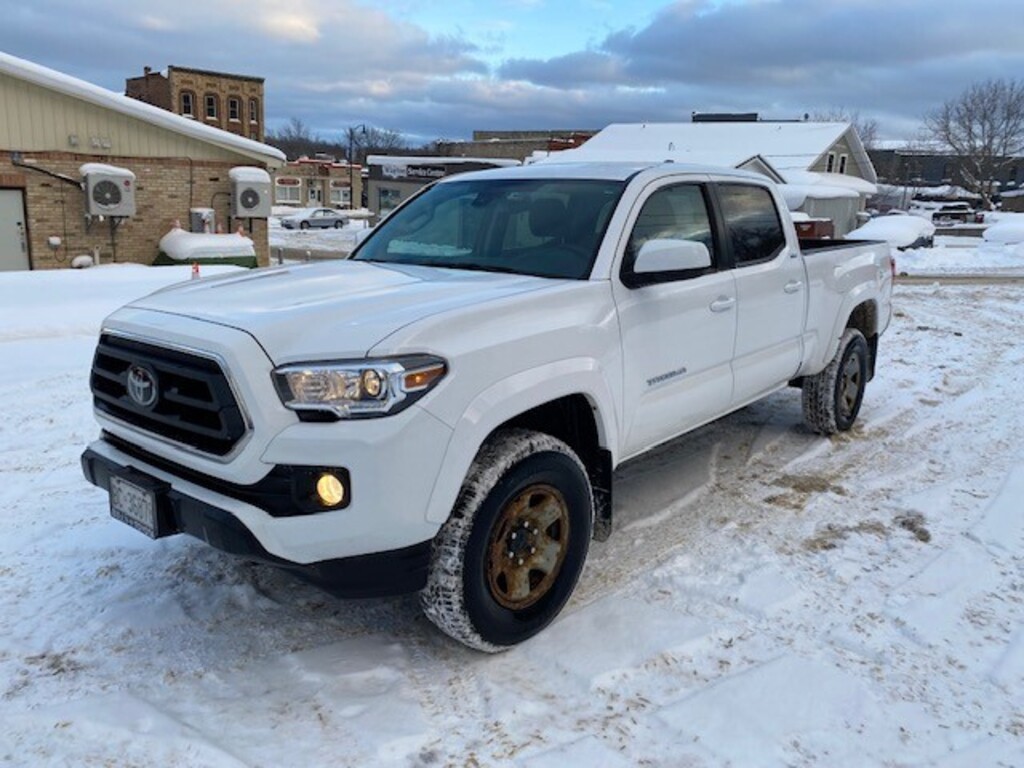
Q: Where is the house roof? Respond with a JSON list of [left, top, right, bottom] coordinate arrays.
[[0, 52, 284, 167], [546, 121, 877, 184]]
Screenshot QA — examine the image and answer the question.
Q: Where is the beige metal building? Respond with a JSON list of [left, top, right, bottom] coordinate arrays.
[[0, 52, 284, 271]]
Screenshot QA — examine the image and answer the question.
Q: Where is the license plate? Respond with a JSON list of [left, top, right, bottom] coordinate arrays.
[[110, 474, 160, 538]]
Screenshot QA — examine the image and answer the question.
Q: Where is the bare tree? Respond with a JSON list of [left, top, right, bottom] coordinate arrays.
[[811, 108, 879, 150], [265, 118, 329, 160], [924, 78, 1024, 209], [344, 125, 407, 164], [265, 119, 409, 163]]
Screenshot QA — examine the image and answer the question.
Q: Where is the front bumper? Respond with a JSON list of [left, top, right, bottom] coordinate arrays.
[[81, 440, 433, 597]]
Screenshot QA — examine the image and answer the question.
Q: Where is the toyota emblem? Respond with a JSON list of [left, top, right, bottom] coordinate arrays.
[[126, 364, 158, 409]]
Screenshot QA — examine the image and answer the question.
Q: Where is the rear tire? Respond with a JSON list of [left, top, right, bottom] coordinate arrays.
[[420, 429, 593, 652], [803, 328, 869, 435]]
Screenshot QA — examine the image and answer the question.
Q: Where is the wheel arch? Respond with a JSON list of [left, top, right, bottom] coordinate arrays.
[[423, 367, 618, 541], [495, 395, 613, 541]]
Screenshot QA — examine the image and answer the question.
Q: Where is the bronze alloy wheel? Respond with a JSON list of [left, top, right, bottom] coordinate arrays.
[[839, 351, 863, 419], [486, 483, 570, 610]]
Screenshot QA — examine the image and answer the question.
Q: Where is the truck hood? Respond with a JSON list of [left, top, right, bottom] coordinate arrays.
[[126, 261, 558, 363]]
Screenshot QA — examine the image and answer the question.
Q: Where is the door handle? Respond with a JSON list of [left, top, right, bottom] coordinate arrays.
[[784, 280, 803, 294], [710, 296, 735, 313]]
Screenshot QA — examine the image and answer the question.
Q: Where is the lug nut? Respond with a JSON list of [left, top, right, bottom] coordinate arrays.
[[518, 558, 524, 565]]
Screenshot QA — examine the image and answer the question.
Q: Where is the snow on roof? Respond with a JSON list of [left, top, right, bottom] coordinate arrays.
[[366, 155, 520, 167], [228, 167, 271, 184], [0, 52, 285, 167], [783, 170, 877, 196], [79, 162, 135, 180], [542, 121, 876, 184]]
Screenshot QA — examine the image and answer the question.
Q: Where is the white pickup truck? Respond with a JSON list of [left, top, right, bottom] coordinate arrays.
[[82, 162, 893, 651]]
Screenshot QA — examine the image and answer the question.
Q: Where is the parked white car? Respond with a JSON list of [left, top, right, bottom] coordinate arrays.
[[82, 162, 893, 651], [280, 207, 348, 230]]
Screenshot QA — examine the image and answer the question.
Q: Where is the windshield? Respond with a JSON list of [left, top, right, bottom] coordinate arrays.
[[353, 178, 625, 279]]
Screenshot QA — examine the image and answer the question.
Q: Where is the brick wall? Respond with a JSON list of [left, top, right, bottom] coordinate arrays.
[[125, 70, 172, 111], [1, 150, 269, 269], [168, 70, 264, 143]]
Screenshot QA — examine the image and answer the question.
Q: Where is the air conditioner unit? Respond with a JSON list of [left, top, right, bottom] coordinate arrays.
[[80, 163, 136, 217], [229, 167, 272, 218]]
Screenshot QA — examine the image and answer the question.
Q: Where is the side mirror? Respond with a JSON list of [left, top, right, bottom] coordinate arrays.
[[634, 238, 711, 274]]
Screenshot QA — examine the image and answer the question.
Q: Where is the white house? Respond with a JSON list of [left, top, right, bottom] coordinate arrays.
[[535, 121, 877, 237]]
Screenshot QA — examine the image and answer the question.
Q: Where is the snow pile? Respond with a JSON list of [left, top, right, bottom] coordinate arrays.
[[983, 212, 1024, 244], [845, 214, 935, 248], [1, 267, 1024, 765], [158, 228, 255, 261]]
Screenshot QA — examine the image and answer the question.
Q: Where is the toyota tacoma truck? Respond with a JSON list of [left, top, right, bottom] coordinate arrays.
[[81, 162, 893, 651]]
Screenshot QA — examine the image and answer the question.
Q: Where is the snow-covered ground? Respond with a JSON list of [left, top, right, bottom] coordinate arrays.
[[1, 264, 1022, 766], [897, 238, 1024, 275], [268, 210, 369, 256]]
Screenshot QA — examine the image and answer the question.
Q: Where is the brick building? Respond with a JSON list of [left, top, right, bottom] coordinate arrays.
[[273, 156, 364, 210], [126, 65, 265, 143], [0, 52, 284, 271]]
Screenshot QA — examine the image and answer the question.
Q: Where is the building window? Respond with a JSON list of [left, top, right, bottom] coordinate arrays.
[[379, 187, 402, 214], [825, 152, 836, 173], [228, 97, 241, 122], [249, 98, 259, 124], [204, 94, 218, 121], [180, 91, 195, 117], [275, 177, 302, 203], [838, 154, 848, 175], [330, 186, 351, 207]]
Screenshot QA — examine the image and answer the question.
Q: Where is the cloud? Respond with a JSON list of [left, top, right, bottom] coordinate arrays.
[[499, 0, 1024, 130], [1, 0, 1023, 144]]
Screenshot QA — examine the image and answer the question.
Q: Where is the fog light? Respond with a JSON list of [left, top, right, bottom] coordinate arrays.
[[315, 472, 346, 507]]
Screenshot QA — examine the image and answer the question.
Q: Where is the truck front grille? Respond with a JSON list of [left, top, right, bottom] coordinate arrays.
[[90, 334, 247, 457]]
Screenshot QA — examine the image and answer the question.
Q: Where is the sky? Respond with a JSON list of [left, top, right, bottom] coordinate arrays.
[[2, 0, 1024, 146]]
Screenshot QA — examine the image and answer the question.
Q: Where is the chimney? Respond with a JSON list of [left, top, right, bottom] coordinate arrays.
[[144, 66, 152, 76]]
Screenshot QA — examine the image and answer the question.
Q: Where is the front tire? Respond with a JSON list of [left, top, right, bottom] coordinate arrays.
[[421, 429, 593, 652], [803, 328, 869, 435]]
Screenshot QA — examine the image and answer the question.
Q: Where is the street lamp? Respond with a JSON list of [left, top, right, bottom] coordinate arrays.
[[348, 124, 367, 210]]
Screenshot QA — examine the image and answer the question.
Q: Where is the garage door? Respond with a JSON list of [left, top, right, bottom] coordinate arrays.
[[0, 189, 30, 271]]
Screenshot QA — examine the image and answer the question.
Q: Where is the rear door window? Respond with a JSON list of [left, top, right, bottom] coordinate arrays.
[[717, 184, 786, 266]]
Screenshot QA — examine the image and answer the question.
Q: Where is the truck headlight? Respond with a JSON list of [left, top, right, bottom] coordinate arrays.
[[273, 355, 447, 418]]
